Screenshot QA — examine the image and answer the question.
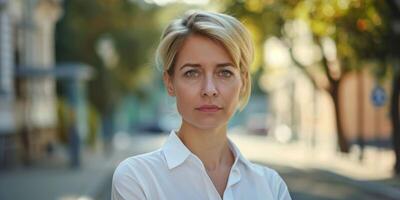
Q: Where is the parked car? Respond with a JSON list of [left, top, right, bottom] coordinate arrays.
[[245, 113, 269, 136]]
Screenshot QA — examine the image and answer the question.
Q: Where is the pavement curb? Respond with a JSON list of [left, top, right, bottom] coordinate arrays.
[[79, 150, 120, 200], [321, 170, 400, 200]]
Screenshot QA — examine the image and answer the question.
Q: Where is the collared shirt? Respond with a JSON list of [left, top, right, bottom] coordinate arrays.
[[112, 131, 292, 200]]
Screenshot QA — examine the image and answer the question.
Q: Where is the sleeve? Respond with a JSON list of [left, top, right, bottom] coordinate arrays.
[[111, 161, 147, 200], [271, 170, 292, 200]]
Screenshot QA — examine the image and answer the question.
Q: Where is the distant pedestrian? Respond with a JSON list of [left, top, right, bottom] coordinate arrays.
[[112, 10, 292, 200]]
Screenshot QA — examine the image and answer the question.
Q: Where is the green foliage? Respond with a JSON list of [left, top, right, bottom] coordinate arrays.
[[221, 0, 285, 72], [56, 98, 71, 144], [56, 0, 161, 114], [222, 0, 398, 77]]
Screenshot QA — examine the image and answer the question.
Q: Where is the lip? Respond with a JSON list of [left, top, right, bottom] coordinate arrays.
[[195, 105, 222, 112]]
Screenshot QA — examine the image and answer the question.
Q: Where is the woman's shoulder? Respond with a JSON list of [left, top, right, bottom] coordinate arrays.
[[247, 162, 291, 199], [114, 149, 165, 176], [250, 163, 285, 182], [260, 164, 283, 180], [112, 150, 165, 200]]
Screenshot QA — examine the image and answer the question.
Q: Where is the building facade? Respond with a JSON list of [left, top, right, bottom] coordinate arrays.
[[0, 0, 62, 167]]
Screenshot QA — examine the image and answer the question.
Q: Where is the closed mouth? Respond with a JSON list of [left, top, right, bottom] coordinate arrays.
[[195, 105, 222, 112]]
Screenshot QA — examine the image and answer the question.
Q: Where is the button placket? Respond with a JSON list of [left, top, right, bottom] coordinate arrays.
[[190, 155, 222, 200], [221, 165, 241, 200], [222, 188, 234, 200]]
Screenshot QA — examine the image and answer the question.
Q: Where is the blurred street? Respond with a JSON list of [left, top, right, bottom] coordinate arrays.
[[2, 131, 399, 200], [1, 0, 400, 200]]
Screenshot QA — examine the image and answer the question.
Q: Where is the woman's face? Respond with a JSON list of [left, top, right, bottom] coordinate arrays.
[[164, 34, 244, 130]]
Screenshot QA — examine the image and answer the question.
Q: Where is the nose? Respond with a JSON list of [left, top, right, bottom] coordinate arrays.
[[201, 75, 218, 97]]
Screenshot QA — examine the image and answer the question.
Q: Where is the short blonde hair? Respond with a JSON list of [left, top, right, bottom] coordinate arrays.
[[156, 10, 254, 110]]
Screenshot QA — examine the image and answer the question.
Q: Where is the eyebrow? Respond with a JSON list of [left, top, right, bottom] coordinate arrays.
[[179, 63, 235, 71]]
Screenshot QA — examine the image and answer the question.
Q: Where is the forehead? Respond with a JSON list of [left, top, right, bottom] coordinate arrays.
[[175, 34, 234, 66]]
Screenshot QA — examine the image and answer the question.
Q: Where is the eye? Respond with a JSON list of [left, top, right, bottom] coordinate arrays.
[[183, 69, 200, 78], [218, 70, 234, 78]]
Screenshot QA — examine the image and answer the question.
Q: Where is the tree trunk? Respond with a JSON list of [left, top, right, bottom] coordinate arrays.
[[314, 36, 350, 153], [390, 70, 400, 174], [330, 79, 350, 153]]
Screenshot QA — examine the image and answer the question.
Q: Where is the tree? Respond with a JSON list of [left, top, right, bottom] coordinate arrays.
[[383, 0, 400, 174], [56, 0, 161, 138], [223, 0, 398, 152]]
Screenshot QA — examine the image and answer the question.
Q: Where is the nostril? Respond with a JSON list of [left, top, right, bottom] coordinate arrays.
[[201, 90, 218, 97]]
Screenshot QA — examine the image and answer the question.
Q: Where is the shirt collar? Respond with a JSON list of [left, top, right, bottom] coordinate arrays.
[[162, 130, 259, 174], [227, 138, 253, 168], [227, 137, 264, 176], [162, 130, 192, 170]]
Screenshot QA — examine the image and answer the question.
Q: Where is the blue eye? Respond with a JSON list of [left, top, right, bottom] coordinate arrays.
[[184, 70, 199, 78], [219, 70, 233, 78]]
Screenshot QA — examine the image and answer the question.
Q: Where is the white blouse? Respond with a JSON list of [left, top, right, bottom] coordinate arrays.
[[112, 131, 292, 200]]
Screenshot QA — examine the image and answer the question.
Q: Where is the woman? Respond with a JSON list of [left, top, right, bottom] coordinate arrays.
[[112, 10, 292, 200]]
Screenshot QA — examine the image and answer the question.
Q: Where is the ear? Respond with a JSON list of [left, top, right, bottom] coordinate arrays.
[[163, 72, 175, 96]]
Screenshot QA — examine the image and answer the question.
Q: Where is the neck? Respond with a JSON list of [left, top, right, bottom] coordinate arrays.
[[177, 121, 233, 171]]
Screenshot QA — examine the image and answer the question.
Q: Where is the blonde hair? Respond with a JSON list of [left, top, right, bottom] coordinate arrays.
[[156, 10, 254, 110]]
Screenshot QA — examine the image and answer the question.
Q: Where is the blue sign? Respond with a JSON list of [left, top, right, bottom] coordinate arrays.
[[371, 85, 386, 107]]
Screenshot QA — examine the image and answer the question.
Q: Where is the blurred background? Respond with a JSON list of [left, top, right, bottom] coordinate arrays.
[[0, 0, 399, 199]]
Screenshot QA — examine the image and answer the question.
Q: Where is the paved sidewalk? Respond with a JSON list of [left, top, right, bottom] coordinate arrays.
[[99, 132, 400, 200], [0, 133, 166, 200], [1, 132, 399, 200], [229, 132, 400, 200]]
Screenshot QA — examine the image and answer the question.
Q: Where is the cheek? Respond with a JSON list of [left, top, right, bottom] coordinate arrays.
[[175, 78, 196, 93], [219, 81, 242, 104], [174, 81, 198, 105], [223, 85, 240, 97]]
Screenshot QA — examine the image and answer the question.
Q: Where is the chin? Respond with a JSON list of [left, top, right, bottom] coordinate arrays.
[[189, 118, 228, 131]]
